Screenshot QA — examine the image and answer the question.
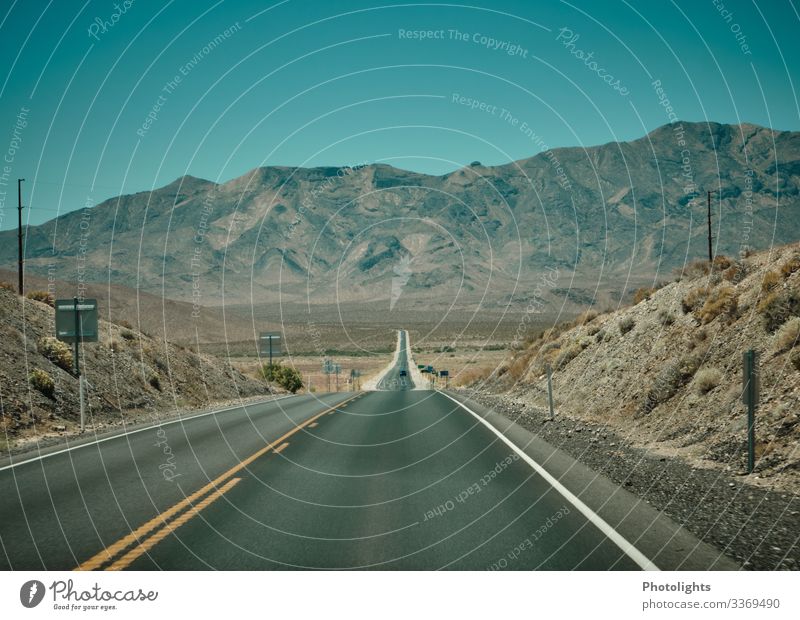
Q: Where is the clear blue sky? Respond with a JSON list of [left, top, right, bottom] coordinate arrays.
[[0, 0, 798, 228]]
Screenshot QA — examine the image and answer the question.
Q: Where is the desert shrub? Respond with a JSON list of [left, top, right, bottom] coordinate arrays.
[[761, 271, 781, 293], [619, 316, 635, 334], [712, 255, 732, 271], [506, 353, 532, 380], [775, 317, 800, 352], [682, 286, 710, 313], [261, 363, 303, 393], [118, 319, 133, 329], [633, 287, 656, 304], [586, 324, 601, 336], [657, 309, 675, 326], [758, 289, 800, 332], [554, 344, 582, 369], [695, 368, 722, 395], [153, 356, 168, 372], [697, 285, 738, 324], [148, 374, 161, 390], [595, 328, 606, 343], [455, 367, 490, 386], [722, 262, 744, 282], [26, 290, 54, 307], [791, 350, 800, 372], [0, 281, 14, 292], [575, 309, 598, 325], [38, 337, 73, 372], [121, 329, 136, 341], [685, 260, 711, 278], [781, 254, 800, 278], [29, 369, 55, 398], [540, 341, 560, 355], [639, 354, 702, 415]]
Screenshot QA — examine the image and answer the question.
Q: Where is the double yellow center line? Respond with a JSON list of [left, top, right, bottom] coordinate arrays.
[[76, 393, 362, 571]]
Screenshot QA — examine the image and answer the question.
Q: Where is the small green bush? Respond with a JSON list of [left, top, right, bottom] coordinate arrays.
[[29, 369, 55, 398], [26, 290, 54, 307], [261, 363, 303, 393], [38, 337, 74, 372], [121, 329, 136, 341], [619, 316, 635, 334]]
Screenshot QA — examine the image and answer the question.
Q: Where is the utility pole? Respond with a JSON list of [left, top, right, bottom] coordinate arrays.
[[17, 178, 24, 295], [707, 190, 714, 265]]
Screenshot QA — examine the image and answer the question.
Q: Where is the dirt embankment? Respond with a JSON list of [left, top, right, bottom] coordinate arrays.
[[468, 243, 800, 493], [0, 287, 272, 454]]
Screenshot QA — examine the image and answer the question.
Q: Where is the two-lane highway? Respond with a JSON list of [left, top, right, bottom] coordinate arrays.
[[375, 330, 414, 391], [0, 330, 736, 570]]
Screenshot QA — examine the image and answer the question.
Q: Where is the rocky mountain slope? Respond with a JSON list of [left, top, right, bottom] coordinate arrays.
[[2, 122, 798, 313], [0, 287, 271, 454], [462, 242, 800, 492]]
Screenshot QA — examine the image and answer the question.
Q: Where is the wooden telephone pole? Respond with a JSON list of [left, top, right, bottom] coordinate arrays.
[[17, 178, 24, 295], [706, 190, 714, 265]]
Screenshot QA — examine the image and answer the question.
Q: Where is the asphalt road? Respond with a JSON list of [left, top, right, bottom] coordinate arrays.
[[375, 330, 413, 391], [0, 332, 735, 570]]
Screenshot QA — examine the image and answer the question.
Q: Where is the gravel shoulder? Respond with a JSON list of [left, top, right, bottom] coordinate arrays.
[[460, 388, 800, 571]]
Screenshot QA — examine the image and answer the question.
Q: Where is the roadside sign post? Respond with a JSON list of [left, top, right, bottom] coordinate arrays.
[[742, 349, 759, 474], [440, 370, 449, 389], [259, 332, 282, 367], [546, 363, 555, 421], [55, 298, 99, 433], [322, 359, 334, 392]]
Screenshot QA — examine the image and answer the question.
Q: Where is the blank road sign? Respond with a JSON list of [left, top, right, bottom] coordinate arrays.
[[259, 332, 282, 357], [55, 298, 99, 343]]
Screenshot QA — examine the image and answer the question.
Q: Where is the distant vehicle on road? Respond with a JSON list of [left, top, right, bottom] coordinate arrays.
[[399, 369, 407, 377]]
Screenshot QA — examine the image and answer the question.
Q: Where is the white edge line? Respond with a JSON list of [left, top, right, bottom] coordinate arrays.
[[437, 390, 660, 571], [0, 393, 301, 473]]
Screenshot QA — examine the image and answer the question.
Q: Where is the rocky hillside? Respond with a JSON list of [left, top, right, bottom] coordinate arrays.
[[0, 287, 271, 454], [1, 122, 798, 313], [465, 242, 800, 492]]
